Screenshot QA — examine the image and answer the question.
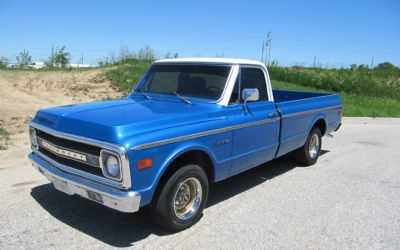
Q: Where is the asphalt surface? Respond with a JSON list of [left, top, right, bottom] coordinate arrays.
[[0, 117, 399, 249]]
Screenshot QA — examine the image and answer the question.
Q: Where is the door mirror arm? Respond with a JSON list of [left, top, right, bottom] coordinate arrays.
[[241, 88, 259, 114]]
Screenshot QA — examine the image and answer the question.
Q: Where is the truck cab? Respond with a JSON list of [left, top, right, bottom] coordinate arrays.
[[29, 58, 342, 231]]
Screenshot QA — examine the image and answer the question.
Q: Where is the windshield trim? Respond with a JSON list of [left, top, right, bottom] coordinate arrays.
[[131, 63, 235, 104]]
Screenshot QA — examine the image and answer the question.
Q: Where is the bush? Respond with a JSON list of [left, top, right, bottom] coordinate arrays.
[[0, 56, 9, 68]]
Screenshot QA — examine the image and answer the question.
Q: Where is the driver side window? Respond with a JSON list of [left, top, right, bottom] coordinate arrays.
[[240, 68, 268, 102], [229, 67, 269, 104]]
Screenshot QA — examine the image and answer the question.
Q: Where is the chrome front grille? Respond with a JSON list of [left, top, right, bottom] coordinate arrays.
[[35, 129, 101, 155], [30, 121, 132, 190], [36, 129, 103, 177], [37, 137, 100, 167]]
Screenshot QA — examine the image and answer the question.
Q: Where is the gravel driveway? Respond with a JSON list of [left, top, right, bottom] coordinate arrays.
[[0, 117, 399, 249]]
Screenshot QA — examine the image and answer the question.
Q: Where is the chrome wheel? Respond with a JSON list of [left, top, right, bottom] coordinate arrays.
[[308, 133, 320, 159], [173, 177, 202, 220]]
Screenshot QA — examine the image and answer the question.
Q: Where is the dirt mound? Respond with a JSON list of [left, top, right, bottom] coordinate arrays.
[[0, 69, 123, 151]]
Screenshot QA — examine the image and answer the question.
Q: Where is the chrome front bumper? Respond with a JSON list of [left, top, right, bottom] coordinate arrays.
[[29, 152, 141, 213]]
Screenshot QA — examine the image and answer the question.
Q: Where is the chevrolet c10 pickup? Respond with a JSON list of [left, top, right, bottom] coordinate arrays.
[[29, 58, 342, 230]]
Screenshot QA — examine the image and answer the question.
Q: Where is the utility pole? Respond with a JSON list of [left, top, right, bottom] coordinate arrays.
[[313, 55, 316, 68], [370, 57, 374, 69], [266, 32, 272, 66], [51, 44, 54, 67], [261, 31, 272, 65], [261, 41, 265, 62]]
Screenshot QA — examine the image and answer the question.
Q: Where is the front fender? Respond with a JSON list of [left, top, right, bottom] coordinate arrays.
[[129, 136, 231, 206]]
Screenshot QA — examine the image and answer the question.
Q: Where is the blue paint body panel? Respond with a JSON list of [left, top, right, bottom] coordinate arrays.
[[31, 77, 342, 208]]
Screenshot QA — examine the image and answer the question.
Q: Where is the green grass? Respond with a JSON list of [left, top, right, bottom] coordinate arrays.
[[272, 80, 400, 117], [0, 123, 10, 150], [104, 59, 151, 93]]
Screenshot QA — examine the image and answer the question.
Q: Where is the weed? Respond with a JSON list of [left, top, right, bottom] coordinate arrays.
[[0, 123, 10, 150]]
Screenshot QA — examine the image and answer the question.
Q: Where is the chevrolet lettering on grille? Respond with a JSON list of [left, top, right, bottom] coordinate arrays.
[[41, 140, 87, 161]]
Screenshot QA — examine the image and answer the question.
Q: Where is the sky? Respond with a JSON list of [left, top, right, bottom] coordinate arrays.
[[0, 0, 399, 67]]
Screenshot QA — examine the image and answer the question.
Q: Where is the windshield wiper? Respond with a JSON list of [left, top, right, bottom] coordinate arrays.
[[171, 91, 191, 104], [135, 89, 151, 99]]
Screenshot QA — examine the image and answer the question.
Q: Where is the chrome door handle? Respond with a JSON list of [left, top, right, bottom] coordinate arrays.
[[267, 111, 275, 117]]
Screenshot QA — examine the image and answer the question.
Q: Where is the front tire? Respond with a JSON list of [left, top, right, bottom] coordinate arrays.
[[150, 164, 209, 231], [294, 127, 322, 166]]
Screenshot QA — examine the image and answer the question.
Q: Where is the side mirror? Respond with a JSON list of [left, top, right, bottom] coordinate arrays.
[[241, 88, 259, 113], [242, 88, 259, 102]]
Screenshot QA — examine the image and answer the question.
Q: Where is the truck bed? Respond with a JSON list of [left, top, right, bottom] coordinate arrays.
[[272, 89, 342, 158], [273, 89, 331, 103]]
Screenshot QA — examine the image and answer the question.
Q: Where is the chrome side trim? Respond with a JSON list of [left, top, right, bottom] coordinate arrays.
[[29, 121, 131, 189], [131, 105, 342, 151], [132, 117, 280, 150], [281, 105, 342, 119]]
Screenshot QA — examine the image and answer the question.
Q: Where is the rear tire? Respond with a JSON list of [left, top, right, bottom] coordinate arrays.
[[150, 164, 209, 231], [294, 127, 322, 166]]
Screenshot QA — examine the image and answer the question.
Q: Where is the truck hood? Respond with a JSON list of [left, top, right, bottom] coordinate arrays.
[[32, 97, 222, 144]]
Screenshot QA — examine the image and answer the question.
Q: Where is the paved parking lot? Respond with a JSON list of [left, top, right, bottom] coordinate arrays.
[[0, 117, 399, 249]]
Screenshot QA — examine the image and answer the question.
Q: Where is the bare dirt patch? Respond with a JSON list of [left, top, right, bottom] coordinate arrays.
[[0, 69, 123, 164]]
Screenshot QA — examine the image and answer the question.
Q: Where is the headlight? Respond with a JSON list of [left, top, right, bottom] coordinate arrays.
[[106, 155, 120, 177], [100, 150, 122, 181], [29, 127, 38, 149]]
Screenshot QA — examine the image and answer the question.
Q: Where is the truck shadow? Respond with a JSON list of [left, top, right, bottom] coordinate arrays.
[[30, 151, 328, 247]]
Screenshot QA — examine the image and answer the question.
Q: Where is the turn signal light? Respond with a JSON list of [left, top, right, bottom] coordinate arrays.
[[137, 158, 153, 170]]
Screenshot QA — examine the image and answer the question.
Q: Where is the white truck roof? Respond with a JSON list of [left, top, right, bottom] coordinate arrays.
[[155, 57, 265, 67], [153, 57, 272, 106]]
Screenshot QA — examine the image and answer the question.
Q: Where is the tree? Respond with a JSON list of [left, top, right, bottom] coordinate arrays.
[[0, 56, 9, 68], [46, 46, 71, 68], [375, 62, 397, 70], [357, 64, 369, 71], [16, 49, 32, 68]]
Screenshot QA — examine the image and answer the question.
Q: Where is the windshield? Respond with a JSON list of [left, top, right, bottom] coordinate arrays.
[[135, 64, 232, 102]]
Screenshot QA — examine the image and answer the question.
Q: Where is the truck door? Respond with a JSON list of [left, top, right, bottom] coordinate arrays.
[[227, 66, 280, 175]]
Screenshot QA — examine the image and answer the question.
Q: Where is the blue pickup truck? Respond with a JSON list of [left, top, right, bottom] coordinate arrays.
[[29, 58, 342, 230]]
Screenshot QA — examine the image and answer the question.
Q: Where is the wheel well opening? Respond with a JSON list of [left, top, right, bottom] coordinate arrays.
[[152, 150, 214, 203], [313, 119, 327, 136], [168, 150, 213, 181]]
